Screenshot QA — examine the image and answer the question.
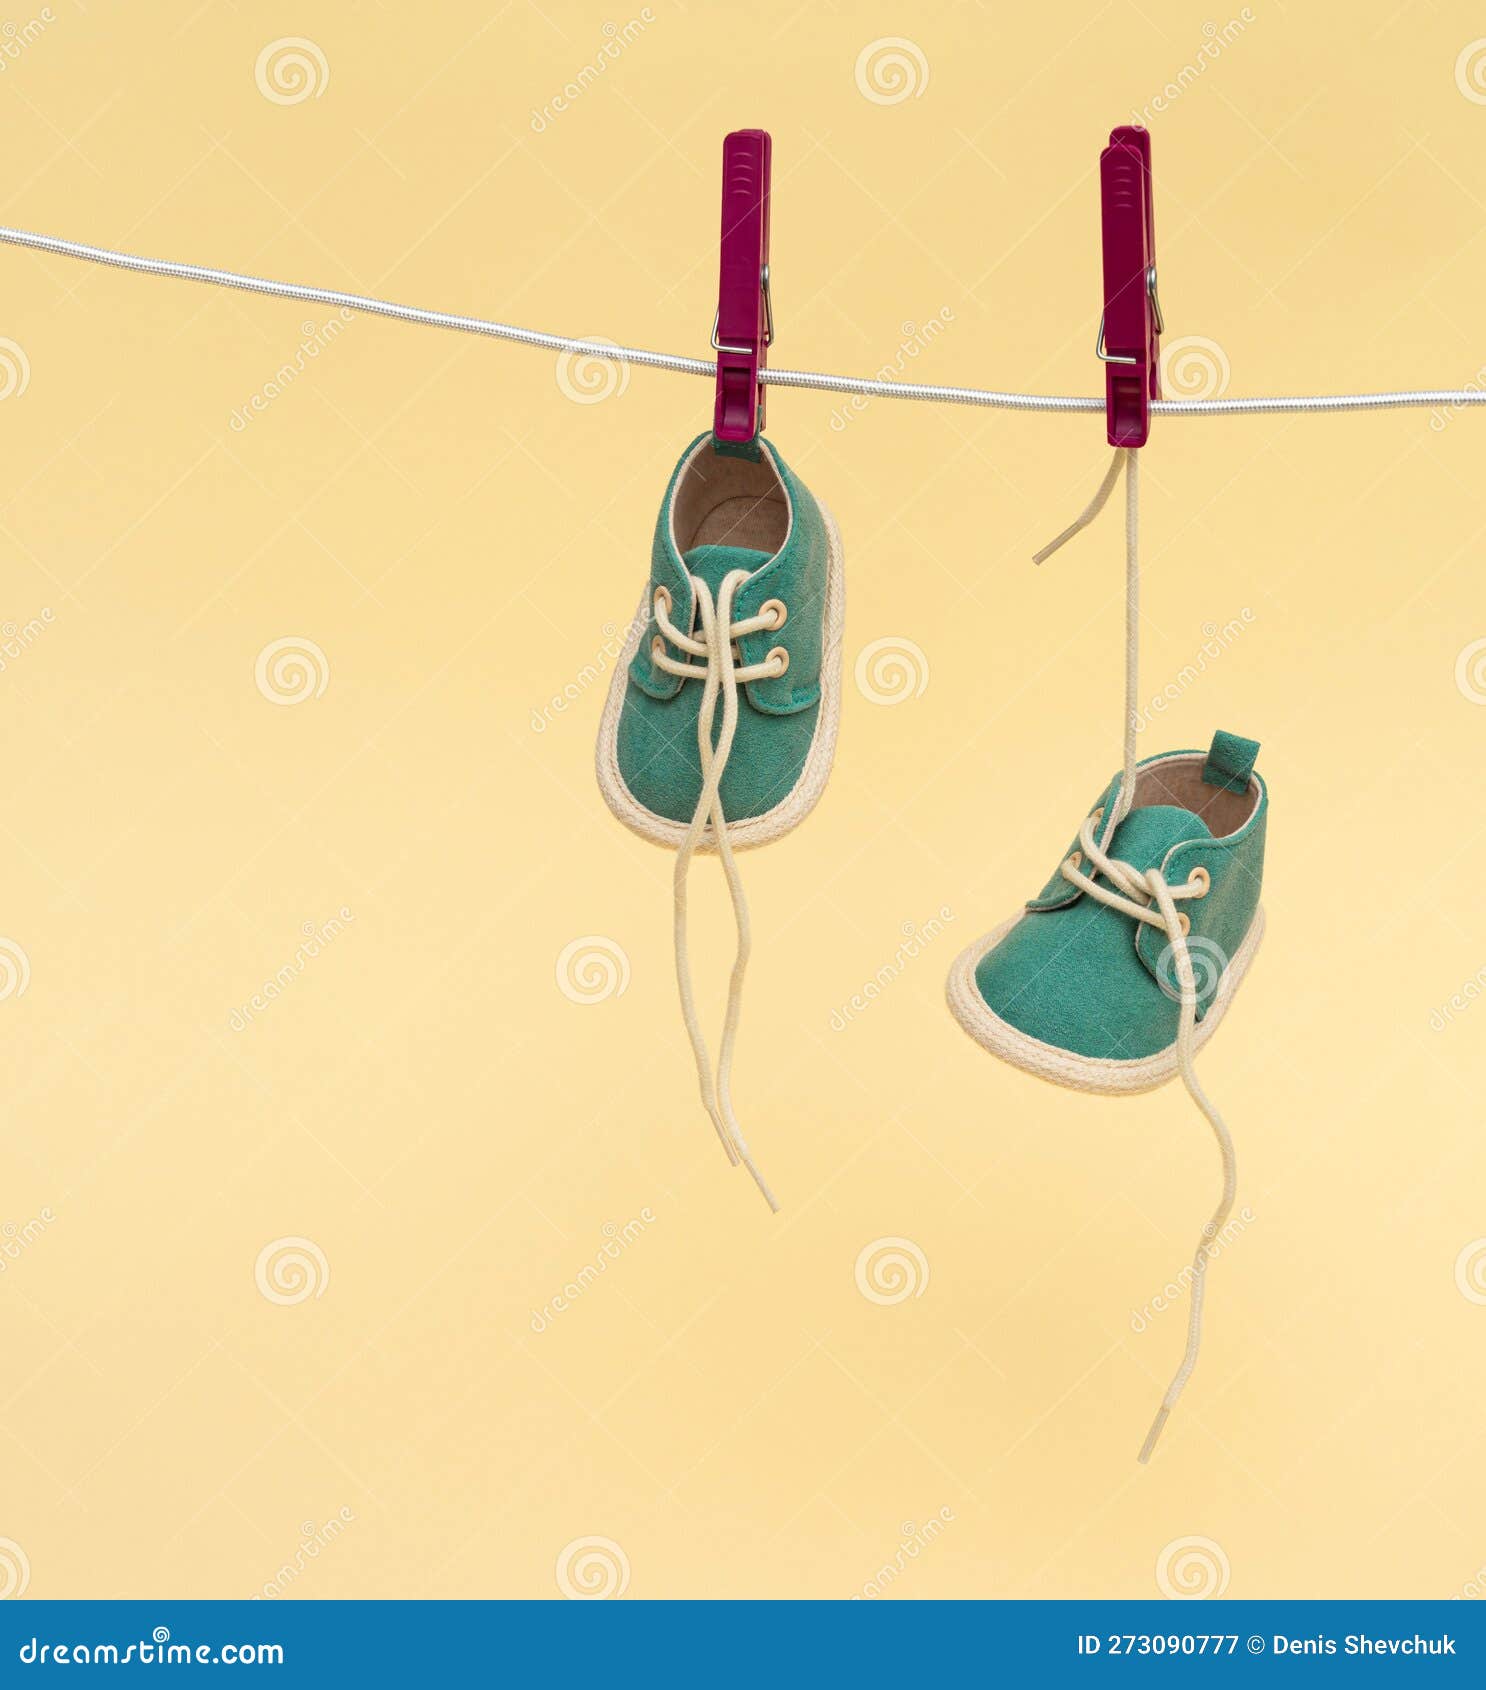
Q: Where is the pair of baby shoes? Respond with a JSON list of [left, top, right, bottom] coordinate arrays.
[[597, 434, 1265, 1460]]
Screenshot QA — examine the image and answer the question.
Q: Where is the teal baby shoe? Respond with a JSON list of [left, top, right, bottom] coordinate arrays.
[[947, 732, 1266, 1093], [597, 432, 844, 1209]]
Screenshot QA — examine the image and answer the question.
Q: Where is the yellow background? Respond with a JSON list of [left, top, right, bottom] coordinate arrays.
[[3, 0, 1486, 1603]]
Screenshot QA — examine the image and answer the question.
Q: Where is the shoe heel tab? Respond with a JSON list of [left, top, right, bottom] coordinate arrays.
[[1202, 729, 1260, 793]]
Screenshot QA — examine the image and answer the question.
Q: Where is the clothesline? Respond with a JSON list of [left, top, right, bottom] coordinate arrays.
[[3, 222, 1485, 419]]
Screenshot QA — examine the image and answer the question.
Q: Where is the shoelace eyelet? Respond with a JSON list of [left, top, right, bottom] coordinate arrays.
[[1177, 912, 1191, 937], [653, 585, 673, 617], [759, 598, 787, 630], [1189, 865, 1211, 897], [1069, 850, 1083, 870], [766, 645, 789, 676]]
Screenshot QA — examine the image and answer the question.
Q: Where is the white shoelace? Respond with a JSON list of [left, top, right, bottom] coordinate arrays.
[[1037, 450, 1236, 1462], [651, 571, 788, 1212]]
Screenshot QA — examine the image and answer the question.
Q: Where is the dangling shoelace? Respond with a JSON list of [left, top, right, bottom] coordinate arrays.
[[1036, 449, 1237, 1463], [651, 570, 789, 1213]]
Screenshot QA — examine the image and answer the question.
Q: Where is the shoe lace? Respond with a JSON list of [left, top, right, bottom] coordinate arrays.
[[651, 569, 788, 1212], [1039, 448, 1236, 1464]]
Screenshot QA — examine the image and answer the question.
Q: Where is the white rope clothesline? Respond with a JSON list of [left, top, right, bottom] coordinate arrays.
[[4, 223, 1486, 419]]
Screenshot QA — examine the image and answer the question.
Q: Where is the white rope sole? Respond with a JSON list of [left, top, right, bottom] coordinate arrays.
[[945, 903, 1266, 1096], [594, 499, 845, 850]]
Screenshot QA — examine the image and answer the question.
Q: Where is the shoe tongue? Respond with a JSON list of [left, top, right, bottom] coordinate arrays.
[[681, 544, 772, 593], [1106, 803, 1211, 871]]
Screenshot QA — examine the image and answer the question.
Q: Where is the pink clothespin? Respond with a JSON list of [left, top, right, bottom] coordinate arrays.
[[1097, 125, 1163, 448], [713, 129, 773, 443]]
